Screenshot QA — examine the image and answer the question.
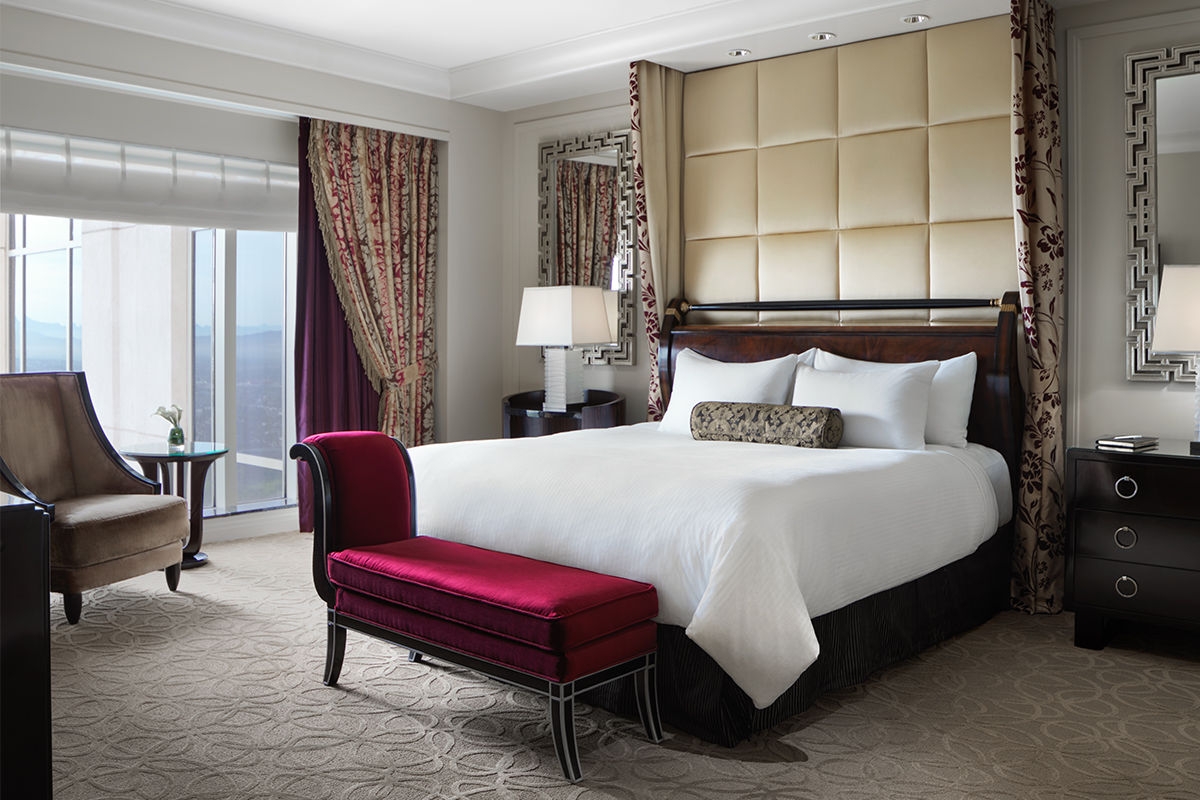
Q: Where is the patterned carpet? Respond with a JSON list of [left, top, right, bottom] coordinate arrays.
[[49, 532, 1200, 800]]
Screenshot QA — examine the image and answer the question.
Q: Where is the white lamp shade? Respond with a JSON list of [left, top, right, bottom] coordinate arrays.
[[1152, 265, 1200, 353], [515, 285, 613, 347]]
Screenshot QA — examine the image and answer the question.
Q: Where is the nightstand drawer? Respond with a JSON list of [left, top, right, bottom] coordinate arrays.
[[1075, 509, 1200, 570], [1072, 459, 1199, 520], [1072, 557, 1200, 621]]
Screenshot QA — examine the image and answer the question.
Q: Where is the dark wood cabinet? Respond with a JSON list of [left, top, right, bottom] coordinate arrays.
[[1065, 442, 1200, 649], [502, 390, 624, 438], [1, 500, 53, 799]]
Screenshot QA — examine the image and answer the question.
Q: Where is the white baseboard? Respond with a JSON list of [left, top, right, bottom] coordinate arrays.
[[203, 506, 300, 543]]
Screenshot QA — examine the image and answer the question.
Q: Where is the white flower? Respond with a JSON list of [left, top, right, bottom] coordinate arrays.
[[153, 404, 183, 427]]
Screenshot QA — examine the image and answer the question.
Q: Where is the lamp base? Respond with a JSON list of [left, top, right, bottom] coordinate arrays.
[[542, 347, 584, 413]]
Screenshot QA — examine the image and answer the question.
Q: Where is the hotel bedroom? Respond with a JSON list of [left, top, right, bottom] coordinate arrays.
[[0, 0, 1197, 798]]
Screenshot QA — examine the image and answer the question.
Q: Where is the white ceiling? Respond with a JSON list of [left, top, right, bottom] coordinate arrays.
[[14, 0, 1030, 111]]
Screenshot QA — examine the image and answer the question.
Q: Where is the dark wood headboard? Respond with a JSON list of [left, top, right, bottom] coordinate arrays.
[[658, 292, 1025, 482]]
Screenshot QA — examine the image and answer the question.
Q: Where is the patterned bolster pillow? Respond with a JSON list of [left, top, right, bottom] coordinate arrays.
[[690, 402, 844, 448]]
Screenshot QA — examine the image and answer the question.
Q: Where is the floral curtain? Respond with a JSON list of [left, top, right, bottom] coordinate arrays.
[[295, 118, 381, 532], [629, 61, 684, 420], [555, 160, 619, 287], [1010, 0, 1066, 613], [308, 120, 439, 447]]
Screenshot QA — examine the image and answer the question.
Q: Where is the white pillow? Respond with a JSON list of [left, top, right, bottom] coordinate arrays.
[[812, 350, 977, 448], [791, 362, 937, 449], [659, 349, 799, 435]]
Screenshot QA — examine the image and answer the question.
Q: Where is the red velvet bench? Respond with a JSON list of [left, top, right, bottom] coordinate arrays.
[[291, 431, 663, 782]]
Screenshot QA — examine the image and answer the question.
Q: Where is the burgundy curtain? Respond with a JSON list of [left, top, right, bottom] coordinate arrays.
[[294, 117, 380, 532]]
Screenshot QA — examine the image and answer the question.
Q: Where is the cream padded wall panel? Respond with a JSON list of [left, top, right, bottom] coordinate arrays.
[[684, 238, 759, 323], [684, 150, 758, 240], [839, 128, 928, 229], [928, 17, 1011, 125], [758, 232, 839, 322], [839, 32, 928, 137], [679, 16, 1013, 313], [758, 50, 837, 146], [929, 118, 1011, 223], [759, 140, 838, 234], [929, 220, 1015, 321], [839, 226, 930, 321], [683, 63, 757, 157]]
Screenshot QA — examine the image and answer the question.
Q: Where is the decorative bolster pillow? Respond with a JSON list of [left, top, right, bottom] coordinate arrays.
[[690, 402, 844, 448]]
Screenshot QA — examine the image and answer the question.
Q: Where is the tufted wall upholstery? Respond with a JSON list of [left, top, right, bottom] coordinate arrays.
[[681, 16, 1015, 323]]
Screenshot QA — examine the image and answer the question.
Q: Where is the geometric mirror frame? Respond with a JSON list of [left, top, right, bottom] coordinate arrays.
[[1125, 43, 1200, 381], [538, 129, 636, 365]]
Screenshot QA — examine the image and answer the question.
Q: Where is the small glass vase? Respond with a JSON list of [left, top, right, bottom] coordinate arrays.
[[167, 426, 185, 452]]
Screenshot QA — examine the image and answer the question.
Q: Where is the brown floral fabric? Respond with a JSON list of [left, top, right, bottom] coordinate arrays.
[[690, 402, 844, 449], [554, 160, 619, 287], [1011, 0, 1066, 613], [308, 120, 439, 447]]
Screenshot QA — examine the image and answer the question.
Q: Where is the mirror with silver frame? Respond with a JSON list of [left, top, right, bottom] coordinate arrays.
[[538, 130, 636, 365], [1125, 44, 1200, 381]]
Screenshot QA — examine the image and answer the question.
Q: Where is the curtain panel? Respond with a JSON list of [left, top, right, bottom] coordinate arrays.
[[307, 120, 439, 447], [555, 160, 619, 287], [1010, 0, 1067, 613], [629, 61, 685, 420], [295, 118, 380, 532]]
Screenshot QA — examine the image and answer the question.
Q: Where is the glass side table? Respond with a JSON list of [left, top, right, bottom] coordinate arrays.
[[121, 441, 228, 569]]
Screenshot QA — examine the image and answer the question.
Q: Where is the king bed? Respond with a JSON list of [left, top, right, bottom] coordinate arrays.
[[406, 293, 1022, 746]]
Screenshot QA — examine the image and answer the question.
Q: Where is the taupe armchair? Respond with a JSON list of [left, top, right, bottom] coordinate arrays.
[[0, 372, 188, 624]]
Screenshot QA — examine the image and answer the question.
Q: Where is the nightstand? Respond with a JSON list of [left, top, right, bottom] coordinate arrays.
[[502, 390, 624, 438], [1065, 441, 1200, 649]]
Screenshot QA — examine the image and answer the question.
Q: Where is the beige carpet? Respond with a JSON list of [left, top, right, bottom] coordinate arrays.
[[50, 532, 1200, 800]]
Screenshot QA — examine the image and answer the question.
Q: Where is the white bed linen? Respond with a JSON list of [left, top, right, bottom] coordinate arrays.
[[407, 424, 1003, 708]]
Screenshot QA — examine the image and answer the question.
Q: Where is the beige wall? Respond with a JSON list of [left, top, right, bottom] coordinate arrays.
[[1060, 1, 1200, 446], [1159, 151, 1200, 265]]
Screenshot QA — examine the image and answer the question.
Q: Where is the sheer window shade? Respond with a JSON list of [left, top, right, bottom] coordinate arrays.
[[0, 128, 299, 231]]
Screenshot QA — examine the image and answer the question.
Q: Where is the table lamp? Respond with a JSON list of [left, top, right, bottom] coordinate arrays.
[[515, 285, 614, 413], [1151, 264, 1200, 454]]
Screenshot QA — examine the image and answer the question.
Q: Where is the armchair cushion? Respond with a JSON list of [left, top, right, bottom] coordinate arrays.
[[51, 495, 187, 567]]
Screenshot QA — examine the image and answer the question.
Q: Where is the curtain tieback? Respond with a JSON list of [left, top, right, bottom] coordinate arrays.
[[387, 354, 439, 387]]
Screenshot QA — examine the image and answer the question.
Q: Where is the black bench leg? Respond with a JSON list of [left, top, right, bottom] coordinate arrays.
[[408, 650, 423, 663], [324, 610, 346, 686], [634, 656, 664, 743], [549, 683, 582, 783]]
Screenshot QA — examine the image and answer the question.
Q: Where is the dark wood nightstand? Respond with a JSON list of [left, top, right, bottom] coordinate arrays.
[[1065, 441, 1200, 649], [502, 390, 624, 438]]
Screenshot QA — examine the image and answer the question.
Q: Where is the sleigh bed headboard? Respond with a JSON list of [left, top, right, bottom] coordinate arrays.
[[658, 291, 1024, 483]]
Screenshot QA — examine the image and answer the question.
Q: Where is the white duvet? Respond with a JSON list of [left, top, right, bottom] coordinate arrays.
[[406, 424, 1004, 708]]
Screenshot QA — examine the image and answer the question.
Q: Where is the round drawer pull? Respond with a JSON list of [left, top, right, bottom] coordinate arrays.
[[1114, 475, 1138, 499], [1115, 575, 1138, 598], [1113, 526, 1138, 549]]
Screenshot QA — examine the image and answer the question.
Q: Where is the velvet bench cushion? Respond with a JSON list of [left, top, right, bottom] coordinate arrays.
[[327, 536, 658, 683]]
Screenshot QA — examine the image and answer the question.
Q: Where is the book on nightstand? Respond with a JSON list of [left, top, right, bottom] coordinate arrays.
[[1095, 434, 1159, 452]]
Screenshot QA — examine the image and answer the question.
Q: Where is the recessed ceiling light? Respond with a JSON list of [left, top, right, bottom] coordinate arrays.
[[809, 32, 837, 42], [728, 48, 752, 58], [902, 14, 930, 24]]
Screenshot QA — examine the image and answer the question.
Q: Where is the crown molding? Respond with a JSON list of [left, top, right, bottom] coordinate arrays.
[[2, 0, 449, 99]]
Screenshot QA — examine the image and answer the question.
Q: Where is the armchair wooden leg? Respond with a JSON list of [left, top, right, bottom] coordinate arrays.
[[165, 562, 181, 591], [63, 592, 82, 625], [324, 610, 347, 686]]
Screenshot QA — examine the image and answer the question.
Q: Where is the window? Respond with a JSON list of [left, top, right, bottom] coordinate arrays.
[[7, 216, 83, 372], [2, 213, 298, 515]]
